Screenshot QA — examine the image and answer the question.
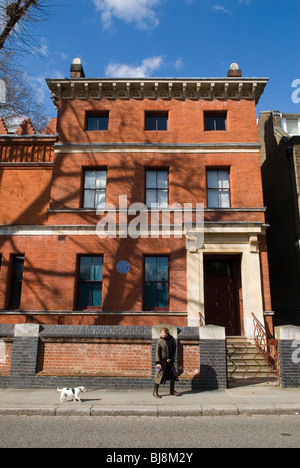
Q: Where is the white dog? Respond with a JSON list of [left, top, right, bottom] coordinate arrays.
[[57, 386, 86, 403]]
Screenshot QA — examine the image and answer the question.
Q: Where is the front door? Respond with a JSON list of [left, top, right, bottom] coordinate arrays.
[[204, 256, 241, 336]]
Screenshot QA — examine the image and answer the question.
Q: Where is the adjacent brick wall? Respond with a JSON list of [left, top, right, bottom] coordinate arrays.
[[37, 340, 152, 378], [0, 324, 227, 390]]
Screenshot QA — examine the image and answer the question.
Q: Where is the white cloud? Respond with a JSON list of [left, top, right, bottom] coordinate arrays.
[[105, 56, 164, 78], [213, 5, 232, 14], [92, 0, 160, 29], [174, 58, 184, 71]]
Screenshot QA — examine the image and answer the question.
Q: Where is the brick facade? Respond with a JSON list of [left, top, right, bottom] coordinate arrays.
[[0, 63, 271, 339]]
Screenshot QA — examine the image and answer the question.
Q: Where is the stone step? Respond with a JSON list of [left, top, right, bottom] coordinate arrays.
[[226, 336, 277, 380]]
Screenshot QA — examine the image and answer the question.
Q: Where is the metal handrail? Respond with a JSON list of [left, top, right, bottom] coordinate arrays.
[[199, 312, 205, 327], [251, 312, 279, 379]]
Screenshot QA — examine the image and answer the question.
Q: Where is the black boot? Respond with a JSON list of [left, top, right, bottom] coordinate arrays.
[[170, 379, 180, 396], [153, 384, 162, 399]]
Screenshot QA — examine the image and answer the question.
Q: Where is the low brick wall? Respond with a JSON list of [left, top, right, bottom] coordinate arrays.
[[0, 324, 228, 390], [276, 326, 300, 388]]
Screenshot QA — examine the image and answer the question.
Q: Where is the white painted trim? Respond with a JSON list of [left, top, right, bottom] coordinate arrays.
[[0, 222, 267, 237], [54, 143, 261, 155], [275, 325, 300, 341]]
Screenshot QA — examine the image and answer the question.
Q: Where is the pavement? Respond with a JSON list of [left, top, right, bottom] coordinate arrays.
[[0, 382, 300, 417]]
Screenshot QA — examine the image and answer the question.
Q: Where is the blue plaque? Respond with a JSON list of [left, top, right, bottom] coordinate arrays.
[[117, 261, 130, 275]]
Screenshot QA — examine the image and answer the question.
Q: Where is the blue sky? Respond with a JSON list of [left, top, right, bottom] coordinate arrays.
[[20, 0, 300, 120]]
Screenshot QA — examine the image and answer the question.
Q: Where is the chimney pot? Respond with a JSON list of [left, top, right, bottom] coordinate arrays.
[[70, 58, 85, 78], [227, 63, 242, 78]]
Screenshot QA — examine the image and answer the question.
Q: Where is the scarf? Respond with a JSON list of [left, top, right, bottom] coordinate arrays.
[[164, 334, 174, 360]]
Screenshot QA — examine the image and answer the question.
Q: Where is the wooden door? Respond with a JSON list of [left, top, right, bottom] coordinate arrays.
[[204, 257, 241, 336]]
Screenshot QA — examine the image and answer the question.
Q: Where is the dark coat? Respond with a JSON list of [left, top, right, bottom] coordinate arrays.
[[154, 335, 178, 385]]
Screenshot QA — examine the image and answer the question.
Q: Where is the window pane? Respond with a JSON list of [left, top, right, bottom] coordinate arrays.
[[218, 170, 229, 189], [158, 190, 168, 208], [146, 114, 168, 131], [10, 282, 22, 309], [157, 283, 168, 307], [85, 171, 96, 189], [145, 283, 156, 308], [157, 117, 168, 131], [79, 257, 91, 281], [95, 190, 106, 208], [95, 171, 107, 188], [78, 283, 90, 308], [145, 257, 157, 281], [207, 171, 218, 189], [78, 256, 103, 308], [84, 190, 95, 208], [219, 191, 230, 208], [91, 258, 103, 281], [204, 117, 215, 131], [145, 116, 157, 131], [205, 114, 226, 131], [146, 171, 157, 189], [208, 189, 219, 208], [9, 255, 24, 309], [157, 257, 168, 281], [13, 256, 25, 281], [286, 119, 299, 135], [91, 284, 102, 307], [205, 261, 232, 277], [157, 171, 168, 188], [87, 116, 109, 131], [146, 190, 157, 208], [215, 116, 226, 131]]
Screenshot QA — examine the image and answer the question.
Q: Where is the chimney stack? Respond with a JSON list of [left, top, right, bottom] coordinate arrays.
[[227, 63, 242, 78], [70, 58, 85, 78]]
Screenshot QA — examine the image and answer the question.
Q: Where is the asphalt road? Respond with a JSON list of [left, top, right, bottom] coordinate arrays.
[[0, 415, 299, 449]]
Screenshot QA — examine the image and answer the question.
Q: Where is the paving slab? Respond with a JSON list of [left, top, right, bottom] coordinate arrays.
[[0, 384, 299, 417]]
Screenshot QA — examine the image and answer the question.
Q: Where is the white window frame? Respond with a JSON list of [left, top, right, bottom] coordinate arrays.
[[281, 117, 300, 136]]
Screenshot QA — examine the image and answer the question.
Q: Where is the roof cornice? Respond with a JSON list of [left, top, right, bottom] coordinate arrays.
[[46, 77, 268, 108]]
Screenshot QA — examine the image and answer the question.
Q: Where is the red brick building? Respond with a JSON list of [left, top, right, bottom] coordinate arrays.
[[0, 61, 272, 339]]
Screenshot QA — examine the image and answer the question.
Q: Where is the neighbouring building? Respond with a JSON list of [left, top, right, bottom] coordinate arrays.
[[258, 111, 300, 327], [0, 61, 272, 340]]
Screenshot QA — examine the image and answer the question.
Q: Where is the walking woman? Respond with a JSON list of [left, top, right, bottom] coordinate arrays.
[[153, 328, 180, 398]]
